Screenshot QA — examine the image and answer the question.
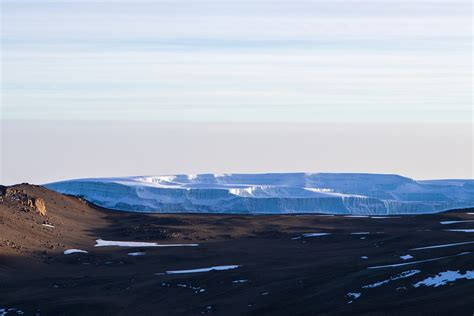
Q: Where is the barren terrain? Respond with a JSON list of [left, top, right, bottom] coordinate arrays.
[[1, 184, 474, 315]]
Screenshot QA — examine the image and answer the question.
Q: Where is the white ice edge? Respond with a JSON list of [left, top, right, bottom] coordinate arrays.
[[128, 252, 146, 256], [163, 265, 241, 274], [64, 249, 88, 255], [445, 229, 474, 233], [95, 239, 198, 247], [367, 252, 470, 269]]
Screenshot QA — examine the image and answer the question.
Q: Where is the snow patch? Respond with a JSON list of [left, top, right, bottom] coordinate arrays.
[[0, 308, 24, 316], [445, 229, 474, 233], [346, 292, 361, 304], [176, 283, 206, 293], [411, 241, 474, 250], [42, 224, 55, 228], [368, 252, 470, 269], [64, 249, 88, 255], [363, 270, 420, 289], [414, 270, 474, 287], [400, 255, 413, 260], [232, 279, 248, 283], [163, 265, 240, 274], [292, 233, 331, 240], [302, 233, 331, 237], [440, 220, 474, 225], [128, 252, 146, 256], [161, 282, 206, 293], [95, 239, 198, 247]]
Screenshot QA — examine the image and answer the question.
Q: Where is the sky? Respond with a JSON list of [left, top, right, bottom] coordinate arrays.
[[0, 0, 472, 183]]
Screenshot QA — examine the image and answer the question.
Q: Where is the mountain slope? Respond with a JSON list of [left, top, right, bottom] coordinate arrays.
[[0, 184, 111, 258], [2, 184, 474, 315]]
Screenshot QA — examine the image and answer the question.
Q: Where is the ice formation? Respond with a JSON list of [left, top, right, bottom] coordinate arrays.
[[45, 173, 474, 215]]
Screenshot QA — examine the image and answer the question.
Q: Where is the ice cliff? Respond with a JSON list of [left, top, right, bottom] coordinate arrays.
[[45, 173, 474, 215]]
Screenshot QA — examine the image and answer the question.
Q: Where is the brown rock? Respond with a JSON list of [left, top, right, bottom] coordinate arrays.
[[34, 198, 47, 216]]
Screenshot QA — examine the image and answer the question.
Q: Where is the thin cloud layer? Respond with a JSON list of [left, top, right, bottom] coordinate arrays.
[[2, 0, 471, 122]]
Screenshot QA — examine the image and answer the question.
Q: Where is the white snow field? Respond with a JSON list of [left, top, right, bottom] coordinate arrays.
[[346, 292, 361, 304], [413, 270, 474, 287], [45, 173, 474, 215], [64, 249, 88, 255], [362, 270, 420, 289], [232, 279, 248, 283], [411, 241, 474, 250], [94, 239, 198, 247], [0, 307, 24, 316], [291, 232, 331, 240], [163, 265, 241, 274], [367, 252, 471, 269], [440, 220, 474, 225]]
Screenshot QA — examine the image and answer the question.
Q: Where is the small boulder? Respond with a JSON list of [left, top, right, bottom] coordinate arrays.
[[34, 198, 47, 216]]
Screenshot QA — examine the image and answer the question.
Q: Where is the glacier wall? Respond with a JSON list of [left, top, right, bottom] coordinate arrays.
[[45, 173, 474, 215]]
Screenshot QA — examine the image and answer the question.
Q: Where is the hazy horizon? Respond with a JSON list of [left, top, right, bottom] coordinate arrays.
[[1, 120, 472, 185]]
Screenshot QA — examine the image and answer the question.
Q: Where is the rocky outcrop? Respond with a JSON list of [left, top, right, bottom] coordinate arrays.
[[1, 186, 47, 216], [33, 197, 47, 216]]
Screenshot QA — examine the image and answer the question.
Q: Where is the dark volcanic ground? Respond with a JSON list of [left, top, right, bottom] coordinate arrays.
[[1, 184, 474, 315]]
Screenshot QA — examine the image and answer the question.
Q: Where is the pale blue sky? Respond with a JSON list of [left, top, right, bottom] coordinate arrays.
[[1, 0, 472, 122], [0, 0, 472, 184]]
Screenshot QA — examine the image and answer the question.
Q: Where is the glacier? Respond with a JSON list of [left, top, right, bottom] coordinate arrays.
[[44, 173, 474, 215]]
